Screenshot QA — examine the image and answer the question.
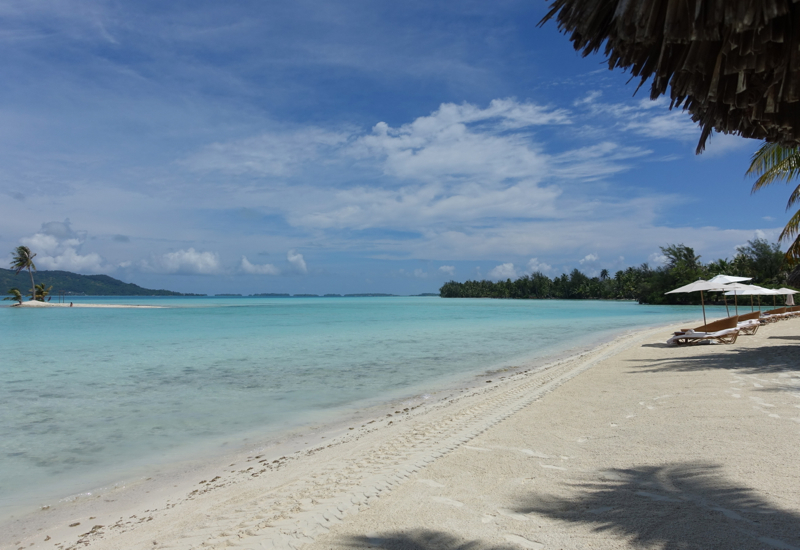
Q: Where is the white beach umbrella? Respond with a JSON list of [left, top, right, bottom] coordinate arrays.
[[707, 274, 752, 284], [665, 279, 727, 325], [707, 274, 752, 316], [723, 284, 778, 312], [773, 287, 799, 307], [719, 281, 761, 316]]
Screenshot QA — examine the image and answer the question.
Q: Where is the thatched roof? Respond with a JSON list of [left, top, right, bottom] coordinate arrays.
[[540, 0, 800, 152]]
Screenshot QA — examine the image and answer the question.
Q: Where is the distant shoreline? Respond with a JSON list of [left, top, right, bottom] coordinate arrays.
[[10, 301, 163, 309]]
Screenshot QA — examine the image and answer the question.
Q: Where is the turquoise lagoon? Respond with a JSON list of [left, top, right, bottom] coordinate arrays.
[[0, 296, 723, 519]]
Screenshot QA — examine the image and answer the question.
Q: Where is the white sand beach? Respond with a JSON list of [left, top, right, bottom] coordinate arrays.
[[3, 319, 799, 550]]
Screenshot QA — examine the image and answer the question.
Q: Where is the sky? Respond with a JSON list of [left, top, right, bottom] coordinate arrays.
[[0, 0, 793, 295]]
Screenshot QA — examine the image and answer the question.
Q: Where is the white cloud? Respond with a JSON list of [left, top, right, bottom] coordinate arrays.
[[352, 100, 568, 184], [439, 265, 455, 276], [526, 258, 552, 273], [144, 248, 221, 275], [240, 256, 280, 275], [649, 252, 668, 265], [622, 111, 698, 141], [287, 250, 307, 273], [487, 262, 518, 280], [19, 220, 107, 274], [579, 253, 599, 264], [413, 268, 427, 278], [184, 127, 350, 176]]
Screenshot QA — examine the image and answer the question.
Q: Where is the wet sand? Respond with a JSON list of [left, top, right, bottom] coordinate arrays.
[[3, 319, 798, 550]]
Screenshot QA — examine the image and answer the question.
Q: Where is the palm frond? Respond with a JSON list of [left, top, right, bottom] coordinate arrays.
[[786, 182, 800, 211], [784, 235, 800, 264], [747, 142, 800, 192], [779, 209, 800, 242]]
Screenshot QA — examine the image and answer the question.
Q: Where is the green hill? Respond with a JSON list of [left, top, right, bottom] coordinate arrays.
[[0, 268, 200, 296]]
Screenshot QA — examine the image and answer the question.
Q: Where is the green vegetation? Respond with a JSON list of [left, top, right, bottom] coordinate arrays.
[[440, 240, 795, 304], [10, 246, 37, 302], [1, 268, 201, 296], [3, 288, 23, 304], [747, 143, 800, 262], [33, 283, 53, 302]]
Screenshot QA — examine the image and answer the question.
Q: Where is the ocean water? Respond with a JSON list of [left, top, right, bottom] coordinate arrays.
[[0, 296, 722, 518]]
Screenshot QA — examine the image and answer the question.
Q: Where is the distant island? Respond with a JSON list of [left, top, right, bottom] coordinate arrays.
[[0, 268, 204, 296]]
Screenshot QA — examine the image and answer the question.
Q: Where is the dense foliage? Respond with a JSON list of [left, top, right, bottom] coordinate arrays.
[[1, 268, 201, 296], [440, 240, 795, 304]]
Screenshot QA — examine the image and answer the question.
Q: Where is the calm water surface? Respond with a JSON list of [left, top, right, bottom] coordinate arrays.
[[0, 296, 722, 517]]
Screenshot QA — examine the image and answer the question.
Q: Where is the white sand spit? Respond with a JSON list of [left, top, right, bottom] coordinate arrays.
[[2, 320, 799, 550], [10, 301, 163, 308]]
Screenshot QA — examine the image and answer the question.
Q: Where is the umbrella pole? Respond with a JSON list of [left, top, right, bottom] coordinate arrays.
[[758, 296, 761, 313], [734, 291, 738, 316], [701, 290, 706, 325], [722, 294, 729, 316], [751, 295, 754, 312]]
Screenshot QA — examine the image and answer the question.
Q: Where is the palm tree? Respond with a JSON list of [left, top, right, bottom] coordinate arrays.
[[3, 288, 23, 305], [746, 142, 800, 263], [34, 283, 53, 302], [10, 246, 37, 302]]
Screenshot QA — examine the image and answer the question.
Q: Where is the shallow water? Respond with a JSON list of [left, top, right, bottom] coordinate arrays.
[[0, 296, 722, 517]]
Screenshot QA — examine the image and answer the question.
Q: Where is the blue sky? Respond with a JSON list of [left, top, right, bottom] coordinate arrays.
[[0, 0, 792, 295]]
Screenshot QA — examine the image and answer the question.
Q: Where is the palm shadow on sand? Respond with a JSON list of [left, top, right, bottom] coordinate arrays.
[[340, 531, 516, 550], [632, 344, 799, 375], [512, 462, 800, 550]]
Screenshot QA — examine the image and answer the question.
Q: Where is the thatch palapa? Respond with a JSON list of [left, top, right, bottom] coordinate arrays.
[[540, 0, 800, 152]]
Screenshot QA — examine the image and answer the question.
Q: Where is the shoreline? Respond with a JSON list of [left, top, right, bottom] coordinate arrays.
[[9, 301, 163, 308], [0, 320, 707, 550]]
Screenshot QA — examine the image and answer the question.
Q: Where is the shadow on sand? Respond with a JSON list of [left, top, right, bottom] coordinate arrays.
[[512, 462, 800, 550], [632, 344, 799, 375], [340, 531, 515, 550]]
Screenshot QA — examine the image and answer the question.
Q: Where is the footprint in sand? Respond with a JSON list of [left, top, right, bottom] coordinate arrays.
[[504, 534, 544, 549], [416, 479, 445, 488], [520, 449, 549, 458], [431, 496, 463, 507], [497, 508, 529, 522]]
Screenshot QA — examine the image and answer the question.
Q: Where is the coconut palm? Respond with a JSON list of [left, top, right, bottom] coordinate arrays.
[[34, 283, 53, 302], [746, 142, 800, 263], [10, 246, 37, 302], [3, 288, 23, 305]]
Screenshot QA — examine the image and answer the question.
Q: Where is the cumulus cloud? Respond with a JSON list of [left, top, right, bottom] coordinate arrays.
[[286, 250, 307, 273], [579, 253, 599, 264], [240, 256, 280, 275], [487, 262, 518, 280], [413, 268, 427, 278], [526, 258, 552, 273], [649, 252, 668, 265], [19, 219, 107, 274], [144, 248, 221, 274], [439, 265, 455, 276]]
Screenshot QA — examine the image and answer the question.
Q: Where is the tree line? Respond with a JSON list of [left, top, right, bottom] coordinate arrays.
[[439, 239, 794, 304]]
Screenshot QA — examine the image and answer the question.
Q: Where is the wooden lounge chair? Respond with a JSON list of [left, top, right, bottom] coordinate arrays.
[[736, 311, 761, 335], [762, 307, 787, 323], [667, 316, 740, 345]]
